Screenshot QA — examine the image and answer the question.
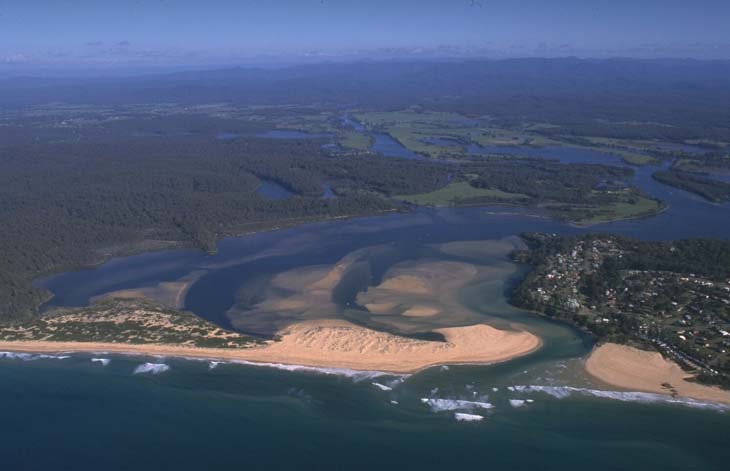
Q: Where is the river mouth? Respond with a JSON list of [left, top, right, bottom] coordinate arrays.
[[34, 208, 601, 371], [32, 136, 730, 392]]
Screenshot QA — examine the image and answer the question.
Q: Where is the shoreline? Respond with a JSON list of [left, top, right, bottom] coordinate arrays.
[[585, 343, 730, 405], [0, 319, 541, 375]]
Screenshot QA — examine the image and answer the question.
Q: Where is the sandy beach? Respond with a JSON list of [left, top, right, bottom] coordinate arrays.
[[0, 318, 540, 374], [586, 343, 730, 404]]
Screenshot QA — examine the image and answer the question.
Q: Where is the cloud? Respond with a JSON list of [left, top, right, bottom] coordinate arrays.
[[0, 53, 33, 64], [117, 40, 131, 47], [85, 41, 104, 47]]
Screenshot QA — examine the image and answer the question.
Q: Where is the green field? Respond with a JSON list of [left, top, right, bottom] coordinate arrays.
[[337, 130, 374, 150], [574, 137, 662, 165], [354, 109, 466, 128], [355, 109, 563, 158], [271, 110, 339, 134], [568, 192, 664, 225]]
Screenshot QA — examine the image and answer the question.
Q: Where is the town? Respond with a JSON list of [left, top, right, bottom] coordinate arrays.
[[512, 233, 730, 389]]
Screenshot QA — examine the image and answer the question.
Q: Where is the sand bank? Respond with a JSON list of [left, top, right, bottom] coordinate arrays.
[[356, 260, 489, 332], [586, 343, 730, 404], [0, 319, 540, 374], [91, 270, 206, 309], [226, 239, 521, 336]]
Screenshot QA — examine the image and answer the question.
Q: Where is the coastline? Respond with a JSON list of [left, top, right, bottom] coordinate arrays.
[[0, 319, 541, 375], [585, 343, 730, 405]]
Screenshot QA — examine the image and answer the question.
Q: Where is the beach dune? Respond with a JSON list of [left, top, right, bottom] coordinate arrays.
[[0, 319, 540, 374]]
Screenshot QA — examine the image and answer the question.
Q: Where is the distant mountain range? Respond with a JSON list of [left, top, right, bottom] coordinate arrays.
[[2, 58, 729, 128]]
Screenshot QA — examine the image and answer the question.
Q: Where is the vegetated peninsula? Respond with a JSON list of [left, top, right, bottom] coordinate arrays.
[[652, 169, 730, 203], [511, 233, 730, 398]]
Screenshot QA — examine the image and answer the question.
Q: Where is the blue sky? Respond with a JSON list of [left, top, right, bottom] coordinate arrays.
[[2, 0, 730, 68]]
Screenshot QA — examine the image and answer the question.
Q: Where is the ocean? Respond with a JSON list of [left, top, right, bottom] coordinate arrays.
[[3, 350, 729, 470]]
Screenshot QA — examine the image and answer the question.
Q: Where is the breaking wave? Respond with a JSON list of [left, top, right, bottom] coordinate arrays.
[[421, 398, 494, 412], [229, 359, 406, 381], [454, 412, 484, 422], [508, 399, 534, 408], [0, 352, 70, 361], [91, 358, 111, 366], [133, 363, 170, 375], [508, 385, 730, 411], [372, 382, 393, 391]]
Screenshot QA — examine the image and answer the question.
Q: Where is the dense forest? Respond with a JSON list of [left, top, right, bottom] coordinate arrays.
[[0, 134, 450, 320], [652, 170, 730, 202], [465, 159, 632, 204]]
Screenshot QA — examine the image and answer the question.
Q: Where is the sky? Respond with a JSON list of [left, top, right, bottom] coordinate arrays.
[[2, 0, 730, 71]]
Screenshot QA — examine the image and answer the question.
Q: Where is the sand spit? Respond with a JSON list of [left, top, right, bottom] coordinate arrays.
[[586, 343, 730, 405], [0, 319, 540, 374]]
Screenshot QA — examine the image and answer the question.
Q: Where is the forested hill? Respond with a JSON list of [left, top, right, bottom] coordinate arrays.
[[3, 59, 730, 138]]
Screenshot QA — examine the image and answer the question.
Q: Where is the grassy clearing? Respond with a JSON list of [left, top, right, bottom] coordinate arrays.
[[568, 192, 664, 225], [354, 110, 465, 128], [577, 137, 663, 165], [337, 130, 373, 150], [468, 128, 558, 147], [597, 195, 664, 221], [355, 109, 562, 157], [395, 181, 528, 206], [271, 111, 339, 134], [354, 110, 473, 158], [387, 127, 461, 158], [613, 151, 659, 166]]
